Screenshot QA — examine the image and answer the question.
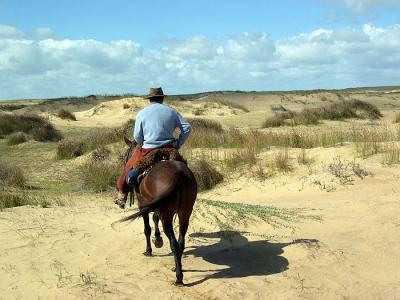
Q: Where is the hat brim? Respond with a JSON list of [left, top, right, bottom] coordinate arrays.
[[144, 94, 165, 99]]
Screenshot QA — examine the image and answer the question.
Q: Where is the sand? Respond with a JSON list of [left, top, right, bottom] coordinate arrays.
[[1, 89, 400, 299]]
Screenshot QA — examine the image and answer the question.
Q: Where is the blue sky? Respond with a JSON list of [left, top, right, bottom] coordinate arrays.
[[0, 0, 400, 99]]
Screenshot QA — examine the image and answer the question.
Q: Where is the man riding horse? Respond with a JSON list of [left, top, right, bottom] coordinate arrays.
[[115, 87, 192, 208]]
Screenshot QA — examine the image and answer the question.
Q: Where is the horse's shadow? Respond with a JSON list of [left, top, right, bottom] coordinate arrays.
[[184, 231, 318, 286]]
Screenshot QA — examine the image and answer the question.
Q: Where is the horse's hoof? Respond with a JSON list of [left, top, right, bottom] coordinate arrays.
[[153, 237, 163, 248], [174, 280, 184, 286], [143, 251, 152, 257]]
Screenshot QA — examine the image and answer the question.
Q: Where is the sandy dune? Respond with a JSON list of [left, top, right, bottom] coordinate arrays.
[[1, 89, 400, 299]]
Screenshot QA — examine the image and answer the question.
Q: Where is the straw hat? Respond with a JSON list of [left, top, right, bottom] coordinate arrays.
[[144, 87, 165, 99]]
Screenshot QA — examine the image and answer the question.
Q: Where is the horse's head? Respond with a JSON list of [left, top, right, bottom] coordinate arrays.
[[123, 136, 137, 163]]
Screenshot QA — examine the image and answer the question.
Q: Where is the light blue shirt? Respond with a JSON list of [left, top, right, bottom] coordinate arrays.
[[134, 102, 192, 149]]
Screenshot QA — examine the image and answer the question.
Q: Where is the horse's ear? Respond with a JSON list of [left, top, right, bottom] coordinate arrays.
[[124, 135, 132, 146]]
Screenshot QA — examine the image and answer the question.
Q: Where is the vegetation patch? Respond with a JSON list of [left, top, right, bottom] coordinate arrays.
[[81, 159, 122, 192], [262, 100, 382, 128], [0, 192, 29, 210], [190, 159, 223, 191], [0, 113, 62, 142], [7, 132, 28, 145], [196, 198, 320, 229], [56, 140, 85, 159], [57, 109, 77, 121], [0, 160, 26, 187]]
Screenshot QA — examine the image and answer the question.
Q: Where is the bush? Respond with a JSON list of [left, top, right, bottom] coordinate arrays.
[[262, 114, 286, 128], [57, 109, 76, 121], [262, 100, 382, 128], [0, 113, 62, 142], [91, 146, 110, 162], [7, 132, 28, 145], [187, 118, 223, 133], [81, 160, 121, 192], [190, 159, 223, 191], [0, 161, 26, 187], [84, 128, 122, 150], [56, 140, 85, 159], [123, 103, 130, 109], [0, 192, 29, 210]]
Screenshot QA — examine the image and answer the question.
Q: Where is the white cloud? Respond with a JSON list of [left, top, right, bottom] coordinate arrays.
[[340, 0, 400, 12], [0, 24, 399, 99]]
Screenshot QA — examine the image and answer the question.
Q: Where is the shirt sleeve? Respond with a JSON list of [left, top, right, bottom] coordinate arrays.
[[133, 114, 144, 146], [175, 112, 192, 149]]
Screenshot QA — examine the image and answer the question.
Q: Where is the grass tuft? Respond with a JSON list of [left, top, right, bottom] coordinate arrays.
[[81, 160, 122, 192]]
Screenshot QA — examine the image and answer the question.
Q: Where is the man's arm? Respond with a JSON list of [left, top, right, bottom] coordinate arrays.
[[133, 117, 144, 146], [175, 112, 191, 148]]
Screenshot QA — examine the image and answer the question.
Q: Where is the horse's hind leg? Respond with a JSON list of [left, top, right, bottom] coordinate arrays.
[[162, 218, 183, 285], [177, 219, 189, 259], [142, 213, 152, 256], [152, 213, 163, 248]]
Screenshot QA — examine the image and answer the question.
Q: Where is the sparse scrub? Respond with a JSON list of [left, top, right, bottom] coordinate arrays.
[[394, 112, 400, 123], [262, 114, 286, 128], [382, 143, 400, 165], [56, 140, 85, 159], [328, 156, 369, 184], [211, 100, 250, 112], [84, 128, 122, 150], [0, 192, 29, 210], [262, 100, 382, 128], [0, 160, 26, 187], [7, 132, 28, 145], [81, 160, 122, 192], [91, 146, 110, 162], [57, 109, 76, 121], [273, 148, 292, 172], [224, 148, 257, 171], [190, 159, 223, 191], [297, 149, 314, 165], [0, 113, 62, 142], [123, 103, 130, 109]]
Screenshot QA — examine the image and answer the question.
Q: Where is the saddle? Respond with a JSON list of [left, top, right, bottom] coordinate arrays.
[[128, 148, 187, 207]]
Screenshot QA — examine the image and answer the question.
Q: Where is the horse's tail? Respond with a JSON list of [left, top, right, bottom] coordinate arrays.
[[113, 170, 184, 225]]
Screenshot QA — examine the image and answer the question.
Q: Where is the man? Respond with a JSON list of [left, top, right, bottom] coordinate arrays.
[[115, 87, 192, 208]]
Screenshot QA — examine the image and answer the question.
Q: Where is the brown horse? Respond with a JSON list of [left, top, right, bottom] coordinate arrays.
[[114, 137, 197, 285]]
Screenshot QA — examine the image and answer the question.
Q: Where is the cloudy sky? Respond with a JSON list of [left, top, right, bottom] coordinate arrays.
[[0, 0, 400, 99]]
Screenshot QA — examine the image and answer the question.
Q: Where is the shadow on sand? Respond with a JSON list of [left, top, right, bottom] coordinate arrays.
[[184, 231, 318, 286]]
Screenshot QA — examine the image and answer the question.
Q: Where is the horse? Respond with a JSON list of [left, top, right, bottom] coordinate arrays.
[[114, 137, 197, 285]]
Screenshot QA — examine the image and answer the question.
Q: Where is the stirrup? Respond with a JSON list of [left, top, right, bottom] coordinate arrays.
[[114, 198, 126, 209]]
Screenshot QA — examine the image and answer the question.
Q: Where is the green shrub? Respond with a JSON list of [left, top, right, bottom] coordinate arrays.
[[7, 132, 28, 145], [56, 140, 85, 159], [57, 109, 76, 121], [190, 159, 223, 191], [0, 113, 62, 141], [0, 161, 26, 187]]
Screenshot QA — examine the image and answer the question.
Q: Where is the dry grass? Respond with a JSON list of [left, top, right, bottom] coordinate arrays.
[[273, 148, 292, 172], [297, 149, 314, 165], [382, 143, 400, 165]]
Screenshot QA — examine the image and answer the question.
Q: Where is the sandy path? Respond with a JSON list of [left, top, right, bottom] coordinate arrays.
[[1, 166, 399, 300]]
